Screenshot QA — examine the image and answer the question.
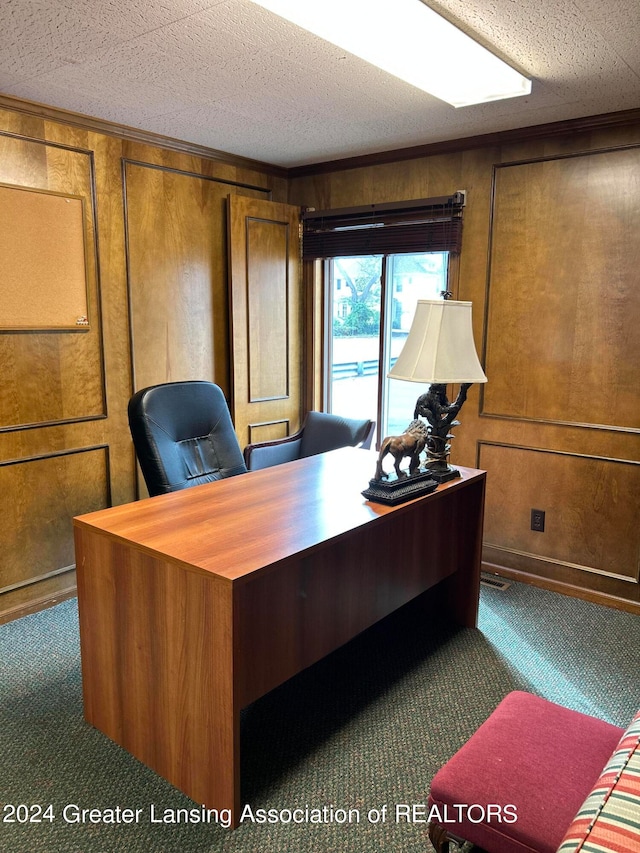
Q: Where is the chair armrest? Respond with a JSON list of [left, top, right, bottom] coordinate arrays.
[[244, 432, 303, 471], [359, 420, 375, 450]]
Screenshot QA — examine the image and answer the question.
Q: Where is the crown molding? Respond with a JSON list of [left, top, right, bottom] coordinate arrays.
[[287, 108, 640, 177], [0, 93, 288, 179], [2, 92, 640, 181]]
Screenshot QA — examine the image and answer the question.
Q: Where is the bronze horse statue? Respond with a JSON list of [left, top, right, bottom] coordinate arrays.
[[374, 423, 427, 481]]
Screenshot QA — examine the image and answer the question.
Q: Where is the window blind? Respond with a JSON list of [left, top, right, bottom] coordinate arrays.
[[301, 193, 464, 259]]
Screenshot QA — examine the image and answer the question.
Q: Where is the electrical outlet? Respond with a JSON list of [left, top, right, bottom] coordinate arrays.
[[531, 508, 545, 532]]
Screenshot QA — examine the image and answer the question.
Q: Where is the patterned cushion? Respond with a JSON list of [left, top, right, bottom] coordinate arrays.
[[556, 710, 640, 853]]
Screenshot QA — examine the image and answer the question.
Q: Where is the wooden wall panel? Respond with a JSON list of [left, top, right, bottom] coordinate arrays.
[[0, 134, 105, 430], [125, 162, 224, 393], [0, 447, 110, 592], [484, 148, 640, 430], [247, 218, 290, 401], [124, 161, 271, 396], [228, 196, 302, 448], [479, 443, 639, 584], [248, 420, 290, 443]]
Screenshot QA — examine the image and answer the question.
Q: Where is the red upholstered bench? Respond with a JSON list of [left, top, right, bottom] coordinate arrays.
[[427, 691, 627, 853]]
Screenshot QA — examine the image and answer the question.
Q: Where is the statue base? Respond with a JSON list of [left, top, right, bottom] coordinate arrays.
[[362, 469, 438, 505]]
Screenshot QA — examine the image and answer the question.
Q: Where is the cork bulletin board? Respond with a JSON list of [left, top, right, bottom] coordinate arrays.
[[0, 183, 90, 330]]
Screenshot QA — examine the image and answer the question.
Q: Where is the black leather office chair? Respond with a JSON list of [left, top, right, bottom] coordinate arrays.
[[128, 381, 247, 496], [244, 411, 375, 471]]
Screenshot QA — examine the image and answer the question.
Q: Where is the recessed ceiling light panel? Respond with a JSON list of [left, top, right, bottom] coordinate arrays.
[[248, 0, 532, 107]]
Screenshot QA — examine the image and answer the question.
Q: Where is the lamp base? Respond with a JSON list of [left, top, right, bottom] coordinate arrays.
[[362, 470, 438, 505], [425, 463, 462, 484]]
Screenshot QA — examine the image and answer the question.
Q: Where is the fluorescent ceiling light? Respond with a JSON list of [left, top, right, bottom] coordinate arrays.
[[248, 0, 531, 107]]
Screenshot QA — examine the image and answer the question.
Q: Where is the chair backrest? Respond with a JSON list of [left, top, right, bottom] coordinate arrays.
[[299, 411, 375, 458], [128, 381, 247, 497]]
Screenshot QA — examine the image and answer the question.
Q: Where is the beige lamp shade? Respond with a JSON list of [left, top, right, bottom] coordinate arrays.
[[388, 299, 487, 384]]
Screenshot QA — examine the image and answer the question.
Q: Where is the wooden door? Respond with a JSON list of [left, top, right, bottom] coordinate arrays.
[[227, 195, 303, 448]]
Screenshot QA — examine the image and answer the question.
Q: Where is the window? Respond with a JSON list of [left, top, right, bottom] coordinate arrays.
[[303, 194, 464, 443], [327, 253, 448, 440]]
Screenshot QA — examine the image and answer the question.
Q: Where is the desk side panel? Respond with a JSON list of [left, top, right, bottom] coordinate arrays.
[[74, 525, 238, 816], [235, 478, 484, 707]]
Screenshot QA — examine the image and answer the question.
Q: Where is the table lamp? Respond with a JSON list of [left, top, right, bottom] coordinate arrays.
[[388, 297, 487, 483]]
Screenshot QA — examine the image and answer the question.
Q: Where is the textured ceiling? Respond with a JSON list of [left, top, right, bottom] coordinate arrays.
[[1, 0, 639, 168]]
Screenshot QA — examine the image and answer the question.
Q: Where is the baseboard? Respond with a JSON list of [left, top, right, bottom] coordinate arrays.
[[482, 561, 640, 616], [0, 585, 77, 625]]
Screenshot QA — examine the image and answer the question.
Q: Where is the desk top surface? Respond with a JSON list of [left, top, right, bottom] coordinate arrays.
[[74, 447, 485, 582]]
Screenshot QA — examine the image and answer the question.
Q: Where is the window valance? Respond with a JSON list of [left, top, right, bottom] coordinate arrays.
[[301, 193, 465, 259]]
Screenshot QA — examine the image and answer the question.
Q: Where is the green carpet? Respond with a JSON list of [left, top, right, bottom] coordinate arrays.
[[1, 581, 638, 853]]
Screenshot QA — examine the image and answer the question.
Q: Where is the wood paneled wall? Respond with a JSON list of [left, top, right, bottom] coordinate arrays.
[[484, 149, 640, 431], [1, 92, 639, 618], [288, 126, 640, 613], [227, 196, 303, 448], [124, 161, 270, 395], [0, 101, 287, 621]]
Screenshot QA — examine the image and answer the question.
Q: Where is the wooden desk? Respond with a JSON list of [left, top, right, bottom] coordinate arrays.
[[74, 448, 485, 825]]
